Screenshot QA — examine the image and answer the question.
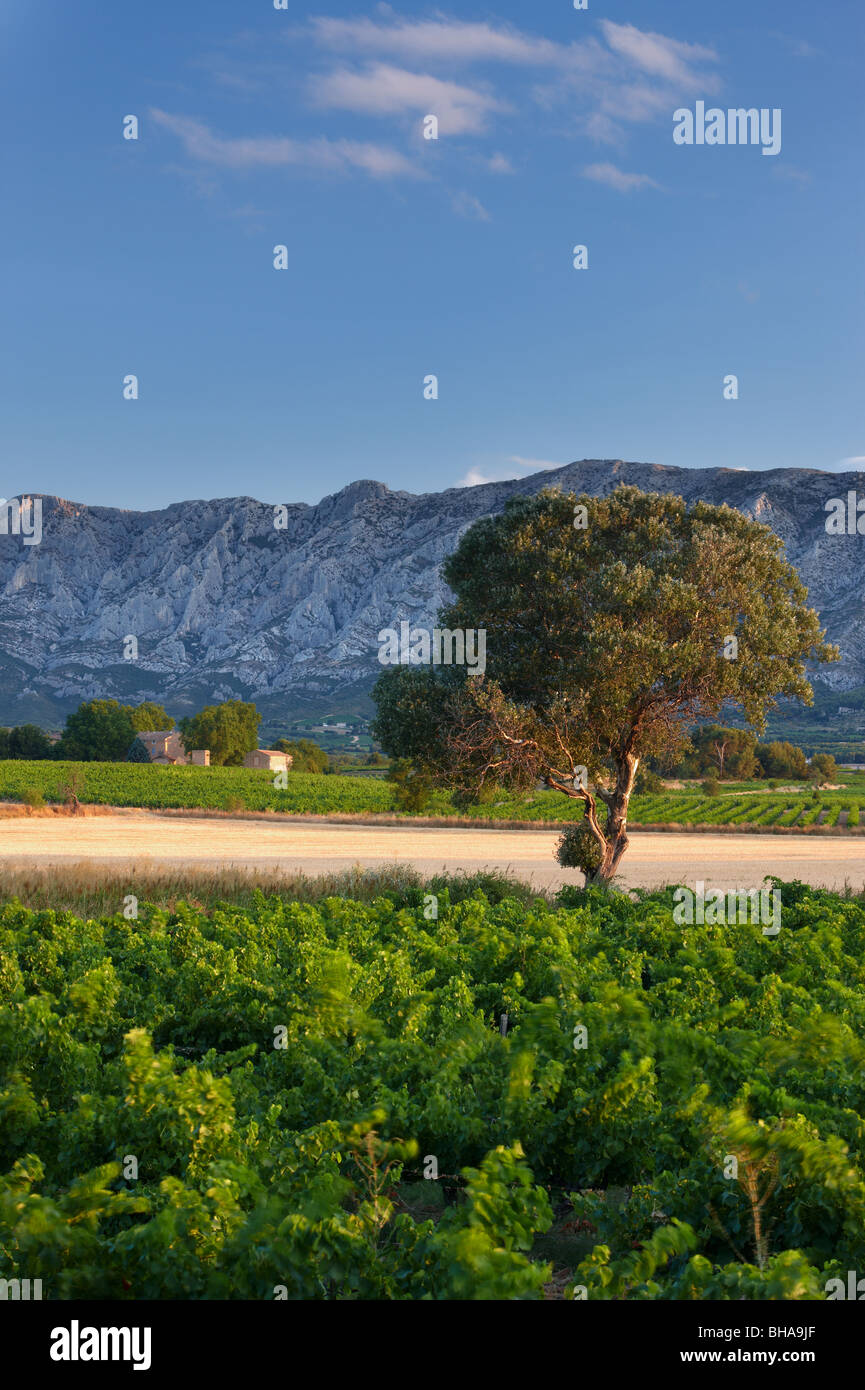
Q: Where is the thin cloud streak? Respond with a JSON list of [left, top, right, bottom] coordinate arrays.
[[150, 109, 423, 179], [309, 15, 572, 67], [582, 162, 662, 193], [451, 191, 490, 220], [599, 21, 719, 89]]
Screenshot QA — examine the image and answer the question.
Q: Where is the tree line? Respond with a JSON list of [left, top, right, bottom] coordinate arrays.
[[0, 700, 384, 771], [0, 700, 261, 764], [650, 723, 839, 785]]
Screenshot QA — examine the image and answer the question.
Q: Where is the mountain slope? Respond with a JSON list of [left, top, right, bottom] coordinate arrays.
[[1, 459, 862, 730]]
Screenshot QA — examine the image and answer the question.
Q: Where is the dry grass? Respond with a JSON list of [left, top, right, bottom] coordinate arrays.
[[0, 861, 416, 915], [0, 860, 547, 915], [0, 801, 120, 819], [5, 858, 862, 919], [0, 800, 563, 831]]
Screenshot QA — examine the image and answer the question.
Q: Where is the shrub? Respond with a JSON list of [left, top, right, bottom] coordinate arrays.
[[555, 820, 603, 875], [634, 767, 664, 795], [701, 777, 720, 798], [387, 758, 432, 813], [428, 868, 541, 906]]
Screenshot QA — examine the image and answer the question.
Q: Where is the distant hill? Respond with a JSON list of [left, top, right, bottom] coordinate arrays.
[[1, 460, 863, 736]]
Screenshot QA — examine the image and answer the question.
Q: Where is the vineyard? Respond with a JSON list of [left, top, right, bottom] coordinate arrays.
[[0, 760, 393, 816], [2, 880, 864, 1299], [0, 759, 863, 830]]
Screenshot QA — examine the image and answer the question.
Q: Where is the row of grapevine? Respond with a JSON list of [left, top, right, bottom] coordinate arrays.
[[0, 761, 862, 830]]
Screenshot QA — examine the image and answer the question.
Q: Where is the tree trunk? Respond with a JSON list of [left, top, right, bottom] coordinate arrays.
[[585, 751, 639, 885]]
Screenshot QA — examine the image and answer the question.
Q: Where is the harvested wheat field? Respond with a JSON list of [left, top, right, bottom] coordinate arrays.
[[2, 811, 865, 891]]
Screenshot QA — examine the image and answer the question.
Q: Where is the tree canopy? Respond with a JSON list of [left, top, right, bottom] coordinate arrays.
[[274, 738, 329, 773], [755, 740, 809, 781], [0, 724, 53, 759], [678, 724, 759, 780], [178, 700, 260, 766], [808, 752, 838, 787], [126, 702, 174, 732], [372, 485, 838, 881], [57, 700, 136, 762], [54, 700, 178, 760]]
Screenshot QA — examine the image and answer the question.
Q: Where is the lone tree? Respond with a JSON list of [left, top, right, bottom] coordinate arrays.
[[372, 486, 838, 883]]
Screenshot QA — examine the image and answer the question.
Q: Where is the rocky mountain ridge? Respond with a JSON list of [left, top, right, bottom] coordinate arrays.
[[1, 459, 863, 730]]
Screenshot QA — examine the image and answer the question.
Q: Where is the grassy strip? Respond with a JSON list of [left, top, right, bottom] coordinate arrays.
[[0, 862, 552, 916], [7, 857, 865, 920]]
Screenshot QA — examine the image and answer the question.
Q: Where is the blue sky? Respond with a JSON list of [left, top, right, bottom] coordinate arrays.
[[1, 0, 863, 509]]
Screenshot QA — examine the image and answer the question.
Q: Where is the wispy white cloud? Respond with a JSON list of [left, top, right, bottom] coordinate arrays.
[[161, 14, 723, 202], [838, 456, 865, 468], [596, 81, 680, 124], [773, 34, 822, 59], [150, 108, 422, 179], [583, 111, 624, 147], [451, 191, 490, 221], [309, 12, 721, 149], [582, 162, 662, 193], [599, 21, 719, 90], [772, 165, 812, 187], [456, 456, 561, 487], [198, 65, 264, 95], [309, 15, 570, 67], [457, 468, 511, 487], [310, 63, 507, 134]]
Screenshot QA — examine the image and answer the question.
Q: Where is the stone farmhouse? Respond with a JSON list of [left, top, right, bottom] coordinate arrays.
[[130, 730, 291, 773], [132, 730, 207, 765], [242, 749, 291, 773]]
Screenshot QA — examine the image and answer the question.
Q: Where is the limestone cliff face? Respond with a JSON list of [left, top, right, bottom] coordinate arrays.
[[0, 460, 861, 726]]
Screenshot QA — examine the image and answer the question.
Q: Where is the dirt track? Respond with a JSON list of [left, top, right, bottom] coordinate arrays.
[[2, 812, 865, 890]]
